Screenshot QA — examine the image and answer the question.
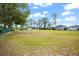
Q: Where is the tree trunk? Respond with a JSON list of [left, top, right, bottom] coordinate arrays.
[[4, 23, 7, 29], [44, 21, 46, 29]]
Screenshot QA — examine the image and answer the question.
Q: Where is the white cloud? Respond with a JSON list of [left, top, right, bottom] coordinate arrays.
[[61, 11, 71, 16], [33, 13, 42, 17], [29, 14, 33, 18], [65, 16, 77, 21], [33, 6, 39, 9], [63, 23, 74, 26], [29, 11, 49, 18], [34, 13, 44, 17], [64, 3, 79, 10], [43, 11, 48, 14], [33, 3, 52, 7], [29, 12, 45, 18], [32, 3, 52, 9], [57, 19, 62, 21], [50, 19, 62, 22]]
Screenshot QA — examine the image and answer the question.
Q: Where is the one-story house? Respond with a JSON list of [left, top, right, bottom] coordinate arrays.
[[68, 25, 79, 31], [55, 25, 67, 30]]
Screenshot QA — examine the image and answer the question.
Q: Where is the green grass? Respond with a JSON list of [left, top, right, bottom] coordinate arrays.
[[0, 30, 79, 56]]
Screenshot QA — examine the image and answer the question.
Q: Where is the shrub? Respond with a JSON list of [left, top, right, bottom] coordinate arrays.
[[77, 28, 79, 31], [0, 28, 3, 34]]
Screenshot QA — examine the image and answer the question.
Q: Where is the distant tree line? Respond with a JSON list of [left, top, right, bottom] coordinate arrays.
[[27, 13, 57, 30]]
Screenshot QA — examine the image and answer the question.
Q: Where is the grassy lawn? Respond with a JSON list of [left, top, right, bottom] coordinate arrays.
[[0, 30, 79, 56]]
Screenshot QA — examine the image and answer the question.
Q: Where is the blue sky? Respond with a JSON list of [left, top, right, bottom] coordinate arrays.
[[28, 3, 79, 26]]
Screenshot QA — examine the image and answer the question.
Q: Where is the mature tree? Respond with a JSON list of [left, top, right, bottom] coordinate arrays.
[[27, 19, 34, 28], [35, 17, 48, 30], [0, 3, 30, 29], [47, 22, 52, 29], [42, 17, 48, 29], [52, 13, 57, 27], [37, 19, 43, 29]]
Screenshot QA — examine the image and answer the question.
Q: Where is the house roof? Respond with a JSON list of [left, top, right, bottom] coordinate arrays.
[[56, 25, 67, 28], [69, 25, 79, 28]]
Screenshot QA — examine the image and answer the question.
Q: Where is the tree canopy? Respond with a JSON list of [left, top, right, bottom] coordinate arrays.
[[0, 3, 30, 29], [52, 13, 57, 27]]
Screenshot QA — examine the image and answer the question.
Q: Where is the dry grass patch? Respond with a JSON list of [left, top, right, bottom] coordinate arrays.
[[0, 30, 79, 56]]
